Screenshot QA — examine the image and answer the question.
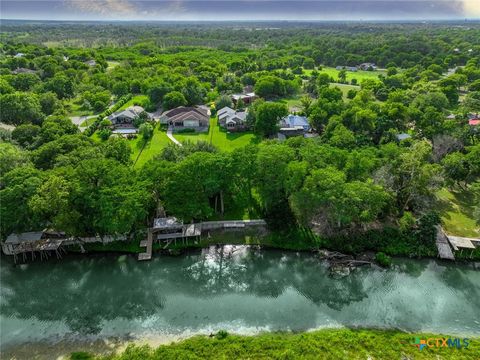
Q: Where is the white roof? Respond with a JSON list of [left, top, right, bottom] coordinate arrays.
[[112, 128, 138, 134]]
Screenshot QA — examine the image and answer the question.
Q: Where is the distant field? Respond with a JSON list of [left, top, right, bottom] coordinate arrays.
[[436, 188, 479, 237], [303, 66, 385, 82], [175, 117, 258, 151]]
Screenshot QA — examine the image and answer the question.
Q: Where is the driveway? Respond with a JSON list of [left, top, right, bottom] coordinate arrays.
[[166, 126, 182, 146]]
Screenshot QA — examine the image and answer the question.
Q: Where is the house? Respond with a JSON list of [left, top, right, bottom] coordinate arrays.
[[12, 68, 36, 75], [231, 92, 257, 105], [396, 133, 412, 141], [14, 53, 25, 58], [358, 63, 377, 71], [160, 106, 210, 132], [446, 113, 456, 120], [108, 105, 147, 131], [336, 66, 358, 72], [85, 59, 97, 67], [217, 106, 248, 132], [278, 114, 310, 137]]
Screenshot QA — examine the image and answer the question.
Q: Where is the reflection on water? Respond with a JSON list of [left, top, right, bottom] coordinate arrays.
[[1, 245, 479, 352]]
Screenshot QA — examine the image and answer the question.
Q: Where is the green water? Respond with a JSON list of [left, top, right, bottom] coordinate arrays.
[[1, 246, 479, 354]]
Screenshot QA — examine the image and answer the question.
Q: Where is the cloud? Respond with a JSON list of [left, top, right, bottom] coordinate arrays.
[[65, 0, 138, 17], [462, 0, 480, 17]]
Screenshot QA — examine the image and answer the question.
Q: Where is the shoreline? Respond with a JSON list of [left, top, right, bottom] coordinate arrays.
[[3, 328, 478, 360]]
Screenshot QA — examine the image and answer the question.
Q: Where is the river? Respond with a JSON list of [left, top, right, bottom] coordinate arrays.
[[1, 245, 479, 358]]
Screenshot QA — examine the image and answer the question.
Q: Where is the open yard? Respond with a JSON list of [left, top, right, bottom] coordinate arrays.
[[436, 187, 480, 237], [118, 95, 150, 111], [174, 117, 258, 151], [130, 125, 170, 167], [303, 66, 385, 83]]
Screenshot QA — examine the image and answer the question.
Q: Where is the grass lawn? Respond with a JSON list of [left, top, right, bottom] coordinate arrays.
[[330, 82, 361, 100], [276, 94, 303, 111], [118, 95, 150, 110], [303, 66, 385, 82], [64, 97, 94, 117], [80, 117, 96, 127], [82, 328, 480, 360], [436, 188, 480, 237], [175, 117, 258, 151], [130, 125, 171, 167], [106, 60, 120, 71]]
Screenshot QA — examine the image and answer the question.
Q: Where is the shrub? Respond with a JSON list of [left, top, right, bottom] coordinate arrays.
[[177, 128, 196, 134], [216, 330, 229, 340], [375, 252, 392, 267]]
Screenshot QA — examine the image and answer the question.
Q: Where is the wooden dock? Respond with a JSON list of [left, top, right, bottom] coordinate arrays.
[[138, 229, 153, 261], [435, 226, 455, 260]]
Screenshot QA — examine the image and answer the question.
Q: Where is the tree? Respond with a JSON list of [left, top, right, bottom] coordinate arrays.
[[44, 74, 74, 99], [0, 167, 44, 238], [338, 69, 347, 83], [442, 152, 469, 188], [139, 123, 154, 140], [38, 116, 79, 145], [10, 73, 41, 91], [0, 142, 31, 175], [12, 124, 41, 148], [181, 77, 206, 105], [254, 102, 288, 137], [0, 92, 44, 125], [101, 137, 132, 165], [215, 95, 233, 110], [39, 92, 60, 115], [163, 91, 187, 110]]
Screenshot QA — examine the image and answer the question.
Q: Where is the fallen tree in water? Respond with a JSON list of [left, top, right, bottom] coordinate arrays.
[[317, 249, 376, 276]]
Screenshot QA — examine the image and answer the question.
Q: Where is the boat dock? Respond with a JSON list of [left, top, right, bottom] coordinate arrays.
[[436, 226, 480, 260], [435, 226, 455, 260]]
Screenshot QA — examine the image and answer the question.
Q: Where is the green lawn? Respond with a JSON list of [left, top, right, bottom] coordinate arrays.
[[80, 117, 96, 127], [175, 117, 258, 151], [330, 82, 361, 100], [130, 126, 170, 167], [106, 60, 120, 71], [303, 66, 385, 83], [276, 95, 303, 111], [436, 188, 480, 237], [64, 96, 94, 117], [118, 95, 150, 110]]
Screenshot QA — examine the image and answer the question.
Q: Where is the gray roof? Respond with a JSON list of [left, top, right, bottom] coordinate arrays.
[[6, 232, 44, 244], [396, 133, 411, 141], [153, 217, 183, 229], [219, 107, 247, 124], [108, 106, 145, 121]]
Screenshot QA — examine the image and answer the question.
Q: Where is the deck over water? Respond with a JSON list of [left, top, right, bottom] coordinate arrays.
[[435, 226, 455, 260]]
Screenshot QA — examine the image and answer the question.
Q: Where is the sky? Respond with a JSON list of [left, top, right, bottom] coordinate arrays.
[[1, 0, 480, 21]]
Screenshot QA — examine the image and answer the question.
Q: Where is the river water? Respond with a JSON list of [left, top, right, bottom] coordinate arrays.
[[1, 245, 479, 357]]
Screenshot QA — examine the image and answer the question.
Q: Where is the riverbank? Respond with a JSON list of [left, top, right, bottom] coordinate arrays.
[[73, 226, 480, 262], [72, 328, 479, 360]]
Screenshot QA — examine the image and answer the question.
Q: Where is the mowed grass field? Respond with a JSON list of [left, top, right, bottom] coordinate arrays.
[[175, 117, 258, 151], [303, 66, 385, 82], [118, 95, 150, 111], [129, 118, 257, 168], [436, 188, 480, 237]]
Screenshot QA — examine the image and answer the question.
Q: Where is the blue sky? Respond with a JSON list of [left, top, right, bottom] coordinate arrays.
[[1, 0, 480, 21]]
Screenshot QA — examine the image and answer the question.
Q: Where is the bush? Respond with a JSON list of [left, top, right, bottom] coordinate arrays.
[[216, 330, 229, 340], [375, 252, 392, 267], [177, 128, 196, 134], [70, 352, 94, 360]]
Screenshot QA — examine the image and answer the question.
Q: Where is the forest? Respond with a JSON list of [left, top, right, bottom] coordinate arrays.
[[0, 21, 479, 256]]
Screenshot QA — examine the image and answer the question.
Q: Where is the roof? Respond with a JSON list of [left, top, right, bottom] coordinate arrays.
[[6, 232, 44, 244], [153, 217, 183, 229], [161, 106, 209, 123], [112, 128, 138, 134], [281, 115, 310, 129], [218, 106, 235, 117], [469, 119, 480, 126], [447, 236, 478, 250], [446, 114, 456, 120], [396, 133, 411, 140], [232, 93, 256, 101], [108, 106, 145, 121]]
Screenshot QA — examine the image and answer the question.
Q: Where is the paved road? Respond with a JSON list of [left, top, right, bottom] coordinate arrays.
[[69, 115, 96, 126], [166, 126, 182, 146]]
